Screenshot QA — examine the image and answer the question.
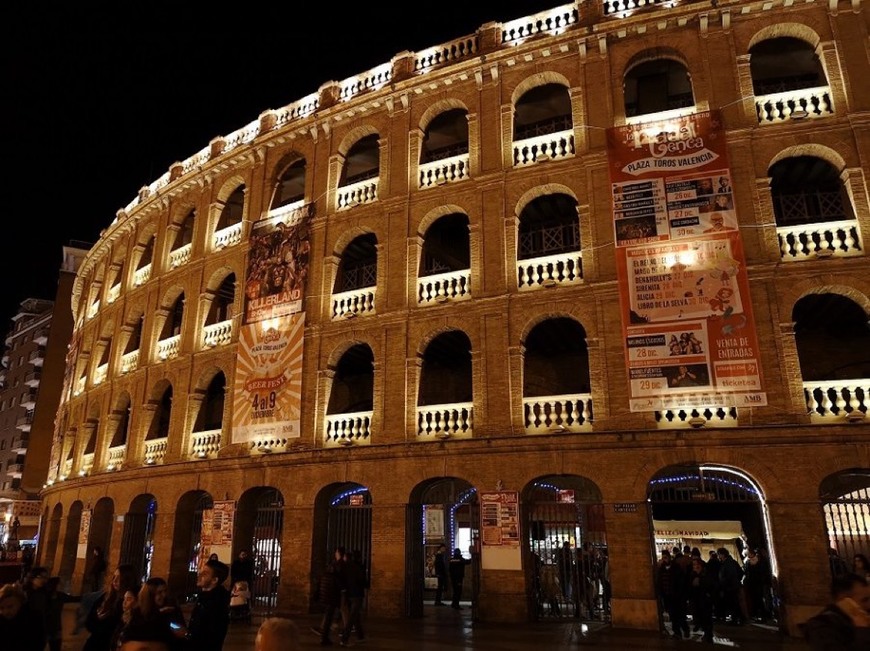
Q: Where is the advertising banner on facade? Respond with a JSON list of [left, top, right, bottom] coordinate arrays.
[[480, 491, 520, 547], [77, 509, 91, 558], [243, 204, 312, 324], [607, 110, 766, 411], [232, 313, 305, 443], [199, 500, 235, 565]]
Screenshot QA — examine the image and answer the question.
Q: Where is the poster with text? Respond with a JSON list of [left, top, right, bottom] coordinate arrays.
[[607, 110, 766, 411], [232, 314, 305, 443], [244, 204, 312, 324], [480, 491, 520, 547], [77, 509, 91, 558]]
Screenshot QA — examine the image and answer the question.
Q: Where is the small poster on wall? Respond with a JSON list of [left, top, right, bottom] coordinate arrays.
[[479, 491, 519, 547]]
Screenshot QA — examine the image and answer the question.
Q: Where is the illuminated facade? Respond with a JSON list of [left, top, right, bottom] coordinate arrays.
[[39, 0, 869, 636]]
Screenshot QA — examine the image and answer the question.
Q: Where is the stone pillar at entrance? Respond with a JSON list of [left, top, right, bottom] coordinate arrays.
[[605, 501, 659, 630], [367, 502, 406, 619]]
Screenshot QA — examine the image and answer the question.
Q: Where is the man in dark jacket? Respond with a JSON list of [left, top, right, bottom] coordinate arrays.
[[717, 548, 745, 625], [448, 548, 471, 610], [186, 559, 231, 651], [434, 544, 449, 606], [340, 549, 368, 646], [230, 550, 255, 586], [802, 573, 870, 651], [656, 549, 689, 639], [312, 546, 346, 646]]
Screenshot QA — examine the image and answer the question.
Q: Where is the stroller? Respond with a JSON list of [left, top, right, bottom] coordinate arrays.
[[229, 580, 252, 624]]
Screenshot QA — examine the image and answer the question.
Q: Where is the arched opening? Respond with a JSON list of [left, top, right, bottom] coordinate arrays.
[[522, 475, 608, 627], [160, 294, 185, 340], [193, 372, 227, 433], [340, 135, 380, 187], [334, 234, 378, 294], [86, 497, 114, 590], [624, 59, 694, 119], [170, 490, 214, 602], [59, 501, 84, 589], [819, 469, 870, 574], [271, 159, 306, 209], [406, 478, 478, 618], [327, 345, 374, 415], [310, 483, 372, 611], [750, 37, 826, 96], [236, 487, 284, 615], [205, 274, 236, 326], [421, 109, 469, 163], [513, 83, 573, 139], [146, 385, 173, 441], [119, 494, 157, 583], [216, 186, 245, 231]]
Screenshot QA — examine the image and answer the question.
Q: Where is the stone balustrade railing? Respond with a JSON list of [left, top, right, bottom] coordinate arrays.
[[338, 62, 392, 102], [80, 453, 94, 476], [332, 287, 376, 320], [777, 219, 863, 261], [107, 283, 121, 304], [202, 320, 233, 348], [169, 243, 192, 269], [325, 411, 373, 447], [419, 153, 470, 189], [157, 335, 181, 361], [106, 444, 126, 470], [74, 376, 86, 397], [87, 299, 100, 320], [502, 4, 579, 43], [144, 437, 168, 465], [625, 105, 695, 126], [602, 0, 666, 15], [756, 85, 833, 124], [414, 37, 478, 73], [524, 394, 593, 434], [273, 92, 319, 128], [191, 429, 222, 458], [513, 129, 575, 167], [804, 380, 869, 422], [518, 251, 583, 289], [418, 269, 471, 305], [337, 178, 379, 210], [61, 458, 72, 479], [656, 406, 739, 429], [267, 199, 305, 223], [93, 364, 108, 386], [121, 350, 139, 375], [417, 402, 473, 440], [213, 222, 244, 250], [133, 264, 152, 287]]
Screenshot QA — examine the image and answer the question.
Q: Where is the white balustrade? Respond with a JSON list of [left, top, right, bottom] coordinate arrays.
[[325, 411, 373, 447], [267, 199, 305, 222], [133, 264, 152, 287], [87, 300, 100, 320], [419, 154, 470, 189], [273, 93, 319, 128], [418, 269, 471, 305], [338, 63, 391, 101], [157, 335, 181, 361], [756, 86, 833, 124], [60, 458, 72, 479], [332, 287, 376, 320], [93, 364, 108, 386], [625, 105, 696, 126], [169, 243, 192, 269], [337, 178, 379, 210], [777, 219, 863, 261], [804, 380, 870, 422], [202, 320, 233, 348], [106, 444, 126, 470], [213, 222, 243, 250], [191, 429, 222, 458], [524, 394, 593, 434], [144, 437, 168, 465], [513, 129, 575, 167], [517, 251, 583, 289], [80, 453, 94, 476], [502, 4, 579, 42], [74, 376, 86, 397], [107, 283, 121, 304], [121, 350, 139, 374], [417, 402, 473, 440], [414, 36, 478, 72], [602, 0, 666, 15], [223, 120, 260, 153], [656, 406, 739, 429], [181, 147, 211, 176]]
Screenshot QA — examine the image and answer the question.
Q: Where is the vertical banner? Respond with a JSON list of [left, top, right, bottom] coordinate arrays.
[[77, 509, 91, 558], [479, 491, 520, 547], [207, 500, 235, 564], [199, 507, 214, 569], [233, 314, 305, 443], [607, 110, 766, 411], [234, 204, 312, 444]]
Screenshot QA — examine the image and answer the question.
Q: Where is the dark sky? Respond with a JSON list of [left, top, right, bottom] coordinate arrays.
[[4, 1, 559, 330]]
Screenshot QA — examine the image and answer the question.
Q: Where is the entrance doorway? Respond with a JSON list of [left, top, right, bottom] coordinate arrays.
[[119, 495, 157, 584], [236, 487, 284, 615], [523, 475, 608, 627], [406, 478, 478, 619], [820, 468, 870, 572]]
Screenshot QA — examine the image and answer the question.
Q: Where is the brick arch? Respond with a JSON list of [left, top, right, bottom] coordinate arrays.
[[214, 175, 247, 204], [623, 46, 691, 78], [336, 125, 380, 158], [747, 22, 821, 51], [419, 98, 470, 133], [331, 225, 379, 257], [515, 183, 579, 218], [519, 312, 588, 346], [768, 143, 846, 173], [191, 363, 230, 393], [778, 281, 870, 323], [325, 339, 376, 370], [204, 265, 238, 293], [416, 203, 471, 237], [416, 324, 478, 359], [510, 70, 571, 106], [157, 284, 186, 310]]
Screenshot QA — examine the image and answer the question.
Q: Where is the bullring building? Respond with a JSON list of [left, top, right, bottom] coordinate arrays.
[[38, 0, 869, 638]]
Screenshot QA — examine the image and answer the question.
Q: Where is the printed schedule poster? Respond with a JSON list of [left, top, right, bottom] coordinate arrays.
[[607, 110, 766, 411], [480, 491, 520, 547], [232, 314, 305, 443]]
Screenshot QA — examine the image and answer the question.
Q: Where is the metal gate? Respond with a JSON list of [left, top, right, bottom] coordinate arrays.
[[405, 503, 425, 618], [524, 485, 607, 624], [119, 497, 157, 583], [821, 469, 870, 565], [184, 493, 214, 600], [251, 489, 283, 615], [327, 488, 372, 582]]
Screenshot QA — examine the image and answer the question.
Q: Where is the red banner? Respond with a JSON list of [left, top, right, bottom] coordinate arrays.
[[607, 110, 766, 411]]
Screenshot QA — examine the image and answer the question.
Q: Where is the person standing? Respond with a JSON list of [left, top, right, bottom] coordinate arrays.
[[448, 548, 471, 610], [555, 540, 574, 603], [687, 556, 716, 644], [717, 548, 745, 625], [83, 564, 140, 651], [744, 548, 772, 622], [433, 544, 449, 606], [802, 573, 870, 650], [185, 559, 231, 651], [230, 549, 255, 587], [656, 549, 689, 639], [312, 546, 346, 646], [0, 583, 46, 651], [340, 549, 368, 647], [88, 546, 108, 593]]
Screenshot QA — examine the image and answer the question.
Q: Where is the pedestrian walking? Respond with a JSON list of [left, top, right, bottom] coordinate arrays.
[[340, 549, 368, 646], [312, 546, 346, 646], [449, 548, 471, 610]]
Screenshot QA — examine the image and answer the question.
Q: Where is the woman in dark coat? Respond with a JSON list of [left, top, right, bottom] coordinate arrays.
[[0, 583, 46, 651], [83, 563, 140, 651]]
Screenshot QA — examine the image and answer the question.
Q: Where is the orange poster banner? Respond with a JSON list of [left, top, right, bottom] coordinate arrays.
[[607, 110, 766, 411]]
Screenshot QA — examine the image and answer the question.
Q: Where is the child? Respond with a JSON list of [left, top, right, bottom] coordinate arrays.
[[229, 580, 251, 623]]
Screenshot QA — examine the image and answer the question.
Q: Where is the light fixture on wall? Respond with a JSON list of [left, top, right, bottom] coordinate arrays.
[[435, 431, 451, 440], [846, 411, 866, 423], [790, 108, 809, 120], [688, 416, 707, 429], [338, 438, 353, 447], [815, 248, 834, 259]]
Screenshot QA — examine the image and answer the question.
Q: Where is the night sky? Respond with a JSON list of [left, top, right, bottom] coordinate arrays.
[[4, 1, 558, 329]]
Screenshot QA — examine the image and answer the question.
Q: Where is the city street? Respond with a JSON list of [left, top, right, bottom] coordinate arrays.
[[59, 603, 812, 650]]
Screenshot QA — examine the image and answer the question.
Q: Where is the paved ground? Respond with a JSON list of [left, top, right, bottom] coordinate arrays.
[[60, 603, 812, 650]]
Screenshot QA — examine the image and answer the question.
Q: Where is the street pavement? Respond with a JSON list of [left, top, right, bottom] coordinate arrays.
[[60, 603, 812, 650]]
